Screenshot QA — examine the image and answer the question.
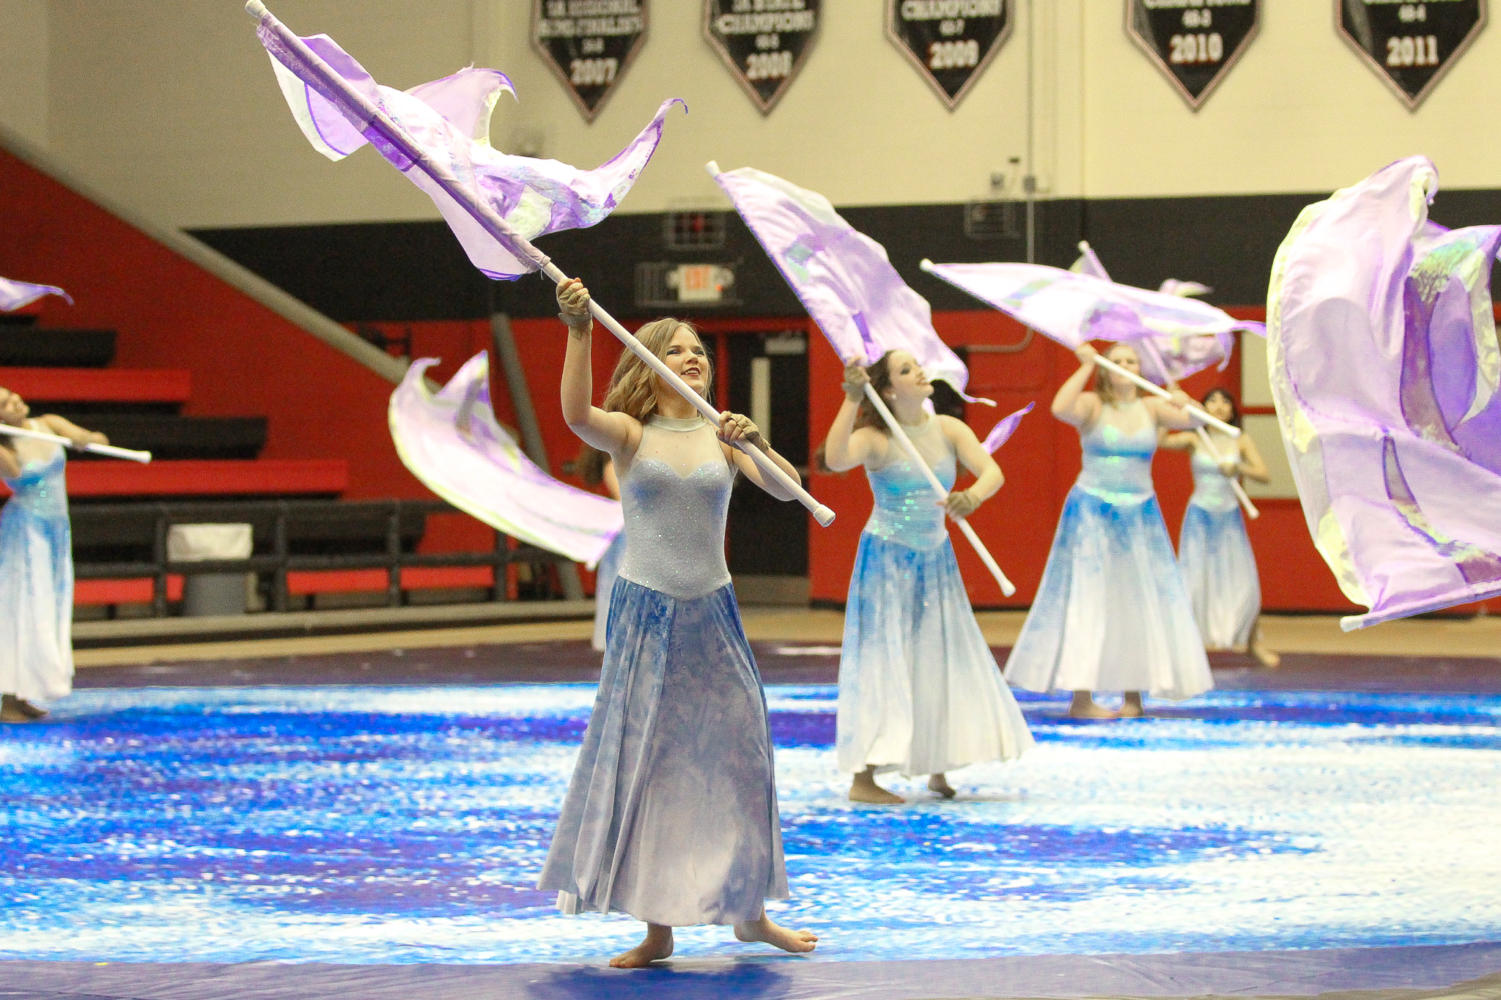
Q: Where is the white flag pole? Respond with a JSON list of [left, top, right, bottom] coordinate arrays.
[[859, 385, 1016, 596], [0, 423, 152, 463], [247, 3, 832, 526], [1133, 338, 1259, 520]]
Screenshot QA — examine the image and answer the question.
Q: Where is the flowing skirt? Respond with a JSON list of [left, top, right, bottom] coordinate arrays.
[[0, 500, 73, 703], [1005, 486, 1211, 700], [838, 532, 1034, 776], [1179, 502, 1260, 649], [589, 533, 625, 653], [538, 577, 787, 926]]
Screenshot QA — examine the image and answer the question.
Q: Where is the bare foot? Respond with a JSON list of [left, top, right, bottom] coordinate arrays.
[[609, 924, 673, 968], [850, 767, 904, 804], [0, 695, 30, 723], [733, 912, 818, 954], [1068, 693, 1117, 719], [1118, 693, 1145, 719], [1249, 641, 1281, 669], [927, 774, 956, 799]]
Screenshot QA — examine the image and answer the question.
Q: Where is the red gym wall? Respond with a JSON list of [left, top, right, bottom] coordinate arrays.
[[2, 143, 1485, 619]]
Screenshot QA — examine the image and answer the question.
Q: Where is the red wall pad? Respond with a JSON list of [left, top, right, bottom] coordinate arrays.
[[0, 367, 192, 404]]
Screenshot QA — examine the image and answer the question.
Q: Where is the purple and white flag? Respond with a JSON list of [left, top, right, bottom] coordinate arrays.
[[981, 402, 1034, 454], [389, 354, 621, 566], [254, 12, 682, 279], [0, 278, 70, 312], [1067, 245, 1242, 385], [1268, 155, 1501, 629], [709, 164, 987, 402]]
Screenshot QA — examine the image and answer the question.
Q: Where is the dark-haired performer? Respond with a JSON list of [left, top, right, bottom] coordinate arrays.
[[1161, 387, 1279, 668]]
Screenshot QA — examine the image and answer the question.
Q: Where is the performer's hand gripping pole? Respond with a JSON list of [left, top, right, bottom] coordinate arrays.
[[859, 385, 1016, 596], [0, 423, 152, 463], [245, 1, 832, 526]]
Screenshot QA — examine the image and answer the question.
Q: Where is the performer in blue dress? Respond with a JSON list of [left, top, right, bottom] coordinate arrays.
[[822, 351, 1034, 804], [0, 386, 107, 723], [1005, 343, 1212, 718], [1161, 388, 1279, 668], [538, 277, 817, 968]]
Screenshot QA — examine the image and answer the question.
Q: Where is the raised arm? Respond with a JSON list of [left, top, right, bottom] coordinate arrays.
[[821, 360, 888, 472], [557, 276, 638, 456], [1145, 387, 1199, 431], [1235, 430, 1271, 483], [1159, 429, 1197, 452], [719, 412, 802, 501], [1053, 344, 1103, 428], [940, 415, 1003, 519], [37, 413, 107, 449]]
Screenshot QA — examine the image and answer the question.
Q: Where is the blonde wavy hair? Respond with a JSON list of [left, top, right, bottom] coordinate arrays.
[[1092, 342, 1140, 403], [601, 317, 713, 420]]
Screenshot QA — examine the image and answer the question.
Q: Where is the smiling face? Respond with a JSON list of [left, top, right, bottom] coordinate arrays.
[[658, 325, 710, 398], [0, 387, 29, 426], [880, 350, 933, 405]]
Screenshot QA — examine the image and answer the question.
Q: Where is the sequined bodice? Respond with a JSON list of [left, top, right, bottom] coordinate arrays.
[[2, 430, 67, 520], [863, 417, 954, 551], [1076, 399, 1156, 501], [1189, 438, 1240, 512], [616, 415, 733, 600]]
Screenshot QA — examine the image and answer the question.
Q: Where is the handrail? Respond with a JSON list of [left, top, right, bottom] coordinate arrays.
[[71, 497, 576, 616]]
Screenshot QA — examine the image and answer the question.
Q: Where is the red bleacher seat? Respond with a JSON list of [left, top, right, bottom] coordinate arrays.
[[0, 366, 191, 404], [74, 575, 185, 606]]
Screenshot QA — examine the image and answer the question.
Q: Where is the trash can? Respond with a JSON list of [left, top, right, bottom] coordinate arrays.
[[167, 523, 253, 616]]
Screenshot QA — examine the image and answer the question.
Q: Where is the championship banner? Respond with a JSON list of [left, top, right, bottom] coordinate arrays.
[[886, 0, 1012, 109], [703, 0, 821, 114], [1125, 0, 1259, 110], [531, 0, 648, 120], [1338, 0, 1486, 109]]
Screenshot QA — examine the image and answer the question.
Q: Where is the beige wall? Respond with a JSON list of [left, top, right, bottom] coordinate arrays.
[[2, 2, 1498, 229], [0, 0, 50, 150]]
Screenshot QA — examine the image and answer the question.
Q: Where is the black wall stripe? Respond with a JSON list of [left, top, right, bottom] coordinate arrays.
[[190, 188, 1501, 323]]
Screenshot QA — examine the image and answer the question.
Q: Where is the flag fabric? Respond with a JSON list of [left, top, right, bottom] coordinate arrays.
[[710, 164, 986, 401], [927, 255, 1259, 387], [980, 402, 1034, 454], [0, 278, 70, 312], [1067, 245, 1246, 385], [1267, 155, 1501, 629], [254, 13, 682, 279], [389, 354, 621, 567]]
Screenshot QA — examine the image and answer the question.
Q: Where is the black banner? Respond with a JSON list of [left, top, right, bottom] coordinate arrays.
[[1339, 0, 1486, 108], [531, 0, 648, 121], [1126, 0, 1260, 110], [703, 0, 822, 114], [886, 0, 1012, 109]]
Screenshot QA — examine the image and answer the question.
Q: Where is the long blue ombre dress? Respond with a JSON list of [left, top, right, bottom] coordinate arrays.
[[539, 414, 787, 926], [0, 431, 74, 705], [838, 417, 1034, 777], [1178, 441, 1259, 649], [1005, 400, 1212, 700]]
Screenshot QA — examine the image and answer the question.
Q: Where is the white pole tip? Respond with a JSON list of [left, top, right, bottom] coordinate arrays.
[[246, 0, 268, 17], [919, 259, 935, 271], [704, 160, 721, 176], [811, 505, 836, 527]]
